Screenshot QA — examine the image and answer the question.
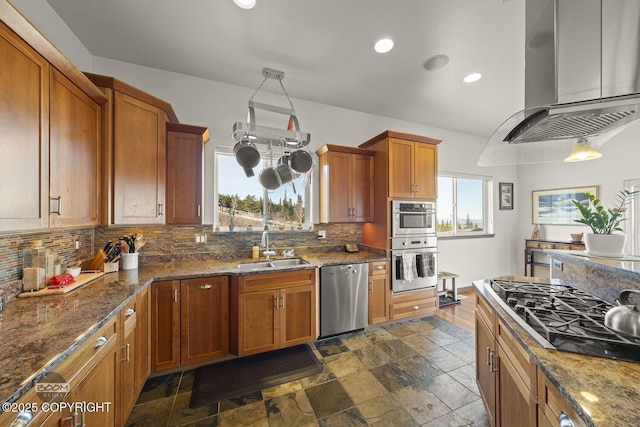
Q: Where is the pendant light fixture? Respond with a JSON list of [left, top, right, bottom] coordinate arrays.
[[564, 138, 603, 162]]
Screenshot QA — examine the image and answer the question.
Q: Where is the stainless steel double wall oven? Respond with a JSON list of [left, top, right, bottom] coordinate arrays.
[[391, 200, 437, 293]]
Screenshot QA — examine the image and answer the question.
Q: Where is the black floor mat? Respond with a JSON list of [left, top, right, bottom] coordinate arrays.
[[190, 344, 323, 408]]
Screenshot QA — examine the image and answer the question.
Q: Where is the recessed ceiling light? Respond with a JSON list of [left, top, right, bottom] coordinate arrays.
[[422, 55, 449, 71], [233, 0, 256, 9], [374, 38, 394, 54], [463, 72, 482, 83]]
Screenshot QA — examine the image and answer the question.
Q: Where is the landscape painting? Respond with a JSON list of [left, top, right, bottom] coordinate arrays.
[[532, 186, 599, 225]]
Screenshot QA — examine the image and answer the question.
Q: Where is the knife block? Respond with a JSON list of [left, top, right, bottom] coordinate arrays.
[[102, 261, 119, 274]]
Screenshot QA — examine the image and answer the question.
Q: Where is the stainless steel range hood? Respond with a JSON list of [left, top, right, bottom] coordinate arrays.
[[478, 0, 640, 166]]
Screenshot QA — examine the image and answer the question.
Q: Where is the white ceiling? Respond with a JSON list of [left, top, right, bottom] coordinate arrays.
[[46, 0, 525, 137]]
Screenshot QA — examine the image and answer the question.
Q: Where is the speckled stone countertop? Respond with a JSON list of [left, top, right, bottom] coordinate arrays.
[[0, 251, 386, 409], [474, 277, 640, 427], [546, 249, 640, 279]]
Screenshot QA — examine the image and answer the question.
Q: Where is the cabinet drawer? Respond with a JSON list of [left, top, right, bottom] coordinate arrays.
[[553, 244, 571, 250], [496, 318, 535, 393], [538, 243, 554, 249], [390, 295, 437, 320], [236, 269, 315, 293], [525, 241, 540, 248], [476, 292, 495, 335], [121, 297, 139, 330], [369, 261, 388, 276], [537, 369, 587, 427]]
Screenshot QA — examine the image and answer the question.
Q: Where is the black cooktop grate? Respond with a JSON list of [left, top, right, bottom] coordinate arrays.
[[489, 279, 640, 363]]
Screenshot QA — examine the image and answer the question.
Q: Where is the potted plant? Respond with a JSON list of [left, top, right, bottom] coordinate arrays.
[[571, 189, 639, 257]]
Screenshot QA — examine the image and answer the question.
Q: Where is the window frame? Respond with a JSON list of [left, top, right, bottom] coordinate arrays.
[[437, 172, 494, 238], [213, 145, 313, 231]]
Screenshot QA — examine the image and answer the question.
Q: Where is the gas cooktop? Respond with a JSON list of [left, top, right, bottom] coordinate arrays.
[[486, 279, 640, 364]]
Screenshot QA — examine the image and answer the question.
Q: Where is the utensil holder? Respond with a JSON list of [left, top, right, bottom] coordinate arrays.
[[121, 253, 139, 270]]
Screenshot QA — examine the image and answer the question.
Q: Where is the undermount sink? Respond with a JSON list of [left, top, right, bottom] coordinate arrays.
[[236, 258, 309, 271]]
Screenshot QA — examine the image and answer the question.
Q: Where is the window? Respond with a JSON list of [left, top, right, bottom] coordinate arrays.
[[624, 178, 640, 255], [214, 146, 312, 231], [437, 173, 493, 236]]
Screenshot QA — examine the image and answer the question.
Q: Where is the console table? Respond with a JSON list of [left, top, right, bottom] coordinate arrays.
[[525, 239, 585, 277]]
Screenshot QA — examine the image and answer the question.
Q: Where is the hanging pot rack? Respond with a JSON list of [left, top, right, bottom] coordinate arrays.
[[232, 68, 311, 148]]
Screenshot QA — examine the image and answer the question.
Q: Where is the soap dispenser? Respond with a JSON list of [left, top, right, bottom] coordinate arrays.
[[252, 242, 259, 259]]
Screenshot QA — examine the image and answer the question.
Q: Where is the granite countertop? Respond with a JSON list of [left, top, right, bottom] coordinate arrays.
[[474, 278, 640, 427], [546, 249, 640, 278], [0, 251, 387, 408]]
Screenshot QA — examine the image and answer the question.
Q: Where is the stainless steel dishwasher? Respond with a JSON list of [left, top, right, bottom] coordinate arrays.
[[320, 263, 369, 338]]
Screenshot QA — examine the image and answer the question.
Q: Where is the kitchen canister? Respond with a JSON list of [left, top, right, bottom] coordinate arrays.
[[23, 240, 54, 291], [121, 252, 139, 270]]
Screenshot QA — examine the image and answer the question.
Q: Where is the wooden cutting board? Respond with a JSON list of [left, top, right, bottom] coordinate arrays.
[[18, 271, 105, 298]]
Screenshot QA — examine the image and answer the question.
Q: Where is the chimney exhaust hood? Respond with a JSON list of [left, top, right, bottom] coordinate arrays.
[[478, 0, 640, 166]]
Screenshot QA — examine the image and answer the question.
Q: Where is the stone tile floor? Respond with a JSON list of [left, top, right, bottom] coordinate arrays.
[[125, 316, 488, 426]]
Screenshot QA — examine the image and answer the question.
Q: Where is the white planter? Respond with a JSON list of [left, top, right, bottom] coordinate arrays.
[[584, 233, 626, 258]]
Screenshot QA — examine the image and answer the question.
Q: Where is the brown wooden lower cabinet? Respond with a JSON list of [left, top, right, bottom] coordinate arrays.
[[389, 287, 437, 321], [368, 261, 389, 325], [537, 369, 587, 427], [151, 276, 229, 372], [475, 292, 537, 427], [230, 269, 317, 357]]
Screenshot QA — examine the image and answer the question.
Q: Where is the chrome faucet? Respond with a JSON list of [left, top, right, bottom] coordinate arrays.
[[261, 231, 276, 260]]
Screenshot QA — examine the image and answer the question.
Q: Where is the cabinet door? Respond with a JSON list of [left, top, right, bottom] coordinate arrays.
[[68, 332, 118, 427], [388, 138, 415, 198], [49, 69, 101, 228], [413, 142, 437, 199], [0, 22, 49, 231], [281, 285, 316, 347], [325, 151, 352, 222], [475, 311, 497, 427], [180, 276, 229, 364], [237, 289, 279, 356], [120, 314, 137, 424], [496, 344, 537, 427], [151, 280, 180, 372], [135, 287, 151, 392], [352, 154, 374, 222], [167, 129, 203, 224], [113, 91, 166, 224], [368, 274, 389, 325]]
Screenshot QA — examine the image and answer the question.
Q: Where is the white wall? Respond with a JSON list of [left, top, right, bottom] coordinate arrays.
[[515, 120, 640, 272], [13, 1, 522, 287]]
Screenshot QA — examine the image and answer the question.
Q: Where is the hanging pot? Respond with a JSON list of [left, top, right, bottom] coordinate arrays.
[[605, 289, 640, 338], [259, 166, 282, 190], [290, 149, 313, 173], [234, 138, 260, 169], [276, 155, 294, 184]]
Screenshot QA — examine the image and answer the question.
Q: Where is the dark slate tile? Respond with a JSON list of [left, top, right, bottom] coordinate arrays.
[[376, 339, 417, 360], [369, 362, 418, 392], [305, 379, 355, 419], [169, 392, 219, 426], [315, 337, 350, 357], [395, 354, 444, 381], [125, 396, 174, 427], [219, 391, 263, 413], [136, 372, 182, 404], [318, 407, 368, 427]]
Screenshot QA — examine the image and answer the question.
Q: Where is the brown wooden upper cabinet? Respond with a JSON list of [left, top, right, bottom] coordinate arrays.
[[166, 123, 210, 225], [85, 73, 178, 225], [0, 17, 107, 232], [316, 144, 375, 223], [360, 130, 441, 201]]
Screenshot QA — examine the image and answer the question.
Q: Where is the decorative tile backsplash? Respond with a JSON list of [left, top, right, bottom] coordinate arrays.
[[0, 223, 365, 300]]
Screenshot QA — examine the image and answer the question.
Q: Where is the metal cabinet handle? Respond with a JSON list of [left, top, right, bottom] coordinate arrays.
[[80, 411, 86, 427], [558, 412, 576, 427], [199, 284, 212, 290], [413, 305, 419, 310], [9, 410, 32, 427], [122, 343, 131, 362], [173, 288, 178, 303], [274, 296, 279, 309], [158, 203, 164, 216], [281, 296, 285, 309], [94, 336, 108, 349], [125, 308, 135, 317], [368, 282, 373, 292], [49, 196, 62, 215], [375, 265, 384, 270], [197, 204, 201, 216], [486, 347, 491, 366], [489, 352, 498, 373]]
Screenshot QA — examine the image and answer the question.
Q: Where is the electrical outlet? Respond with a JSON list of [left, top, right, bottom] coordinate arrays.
[[317, 230, 326, 239], [552, 259, 563, 271], [74, 240, 80, 250]]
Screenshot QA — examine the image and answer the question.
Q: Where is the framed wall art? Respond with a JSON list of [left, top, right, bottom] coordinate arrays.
[[532, 186, 598, 225], [499, 182, 514, 210]]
